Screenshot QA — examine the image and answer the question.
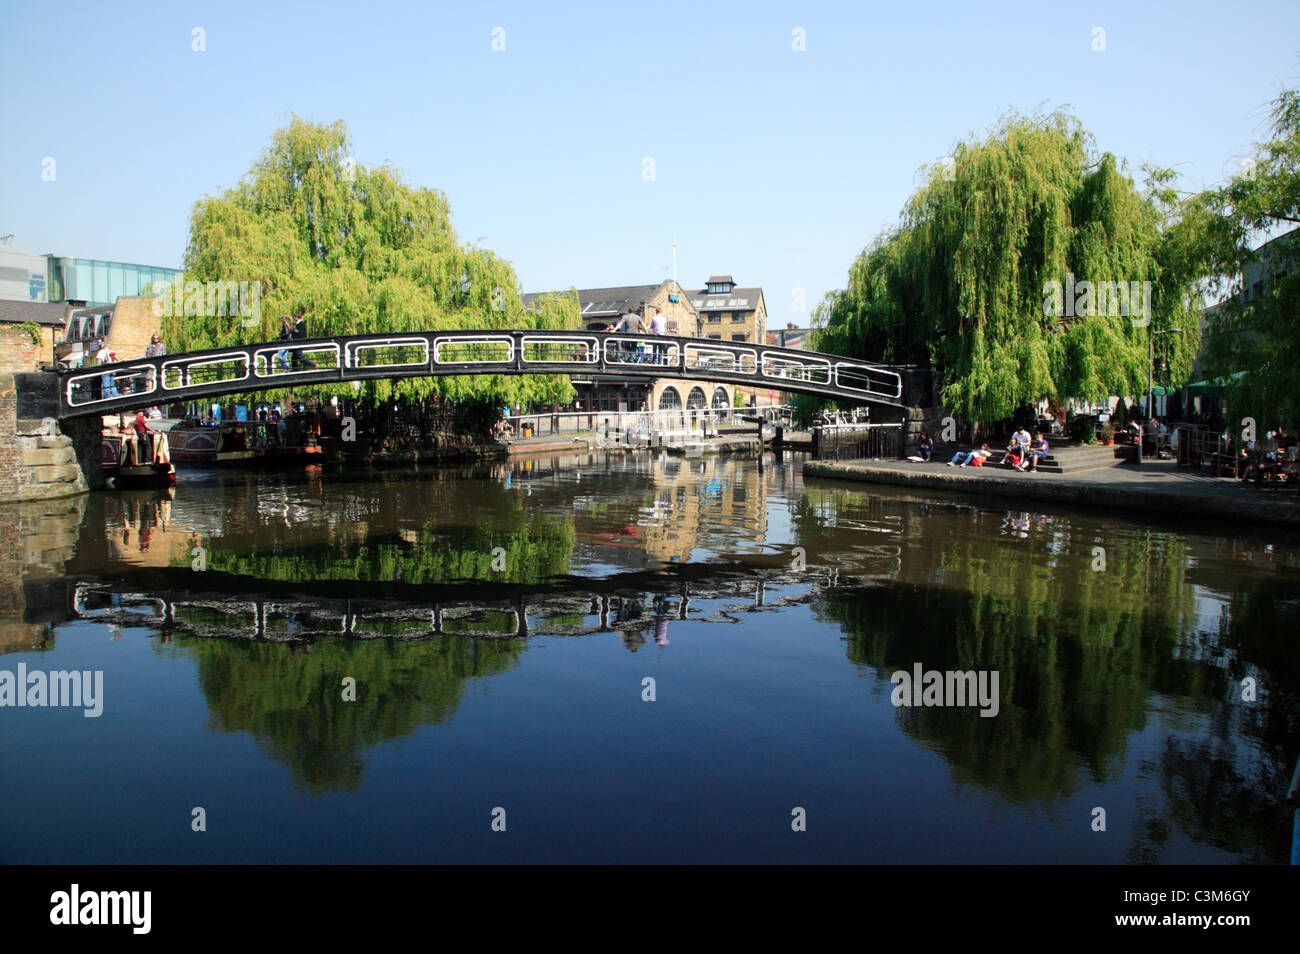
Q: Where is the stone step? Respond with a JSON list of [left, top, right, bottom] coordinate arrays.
[[20, 446, 75, 468], [983, 444, 1132, 474], [15, 418, 59, 438]]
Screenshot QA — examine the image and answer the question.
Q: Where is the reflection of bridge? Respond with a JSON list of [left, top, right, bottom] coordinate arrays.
[[68, 565, 839, 643], [58, 329, 916, 418]]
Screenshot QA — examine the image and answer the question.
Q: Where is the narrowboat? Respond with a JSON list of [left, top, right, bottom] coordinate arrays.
[[102, 427, 176, 489]]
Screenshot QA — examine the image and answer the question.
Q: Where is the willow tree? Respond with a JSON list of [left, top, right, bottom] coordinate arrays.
[[1188, 86, 1300, 425], [817, 110, 1202, 423], [161, 116, 578, 409]]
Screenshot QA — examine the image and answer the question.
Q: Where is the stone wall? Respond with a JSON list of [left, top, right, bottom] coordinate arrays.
[[0, 372, 104, 501], [0, 494, 84, 656]]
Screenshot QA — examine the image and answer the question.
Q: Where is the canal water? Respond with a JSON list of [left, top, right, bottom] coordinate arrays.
[[2, 452, 1296, 864]]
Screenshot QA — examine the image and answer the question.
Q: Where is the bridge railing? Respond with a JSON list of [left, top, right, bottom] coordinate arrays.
[[521, 336, 601, 365], [60, 329, 908, 416], [253, 343, 342, 376]]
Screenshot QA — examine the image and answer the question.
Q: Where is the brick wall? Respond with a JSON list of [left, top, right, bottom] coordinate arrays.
[[0, 324, 55, 374], [0, 373, 19, 500], [106, 296, 161, 360]]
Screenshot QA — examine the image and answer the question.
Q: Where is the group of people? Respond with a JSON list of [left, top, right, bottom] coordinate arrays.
[[275, 312, 313, 370], [1235, 427, 1296, 484], [1002, 427, 1050, 472], [97, 333, 166, 399], [940, 427, 1050, 471], [606, 306, 668, 364]]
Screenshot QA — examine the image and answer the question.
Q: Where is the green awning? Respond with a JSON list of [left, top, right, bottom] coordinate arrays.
[[1184, 371, 1247, 393]]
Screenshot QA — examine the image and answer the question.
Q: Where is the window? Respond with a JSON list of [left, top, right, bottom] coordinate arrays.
[[686, 387, 708, 409], [731, 333, 748, 342], [707, 333, 722, 340], [707, 313, 721, 323], [712, 387, 729, 408], [659, 386, 682, 410], [732, 311, 746, 322], [667, 320, 679, 333], [1253, 281, 1265, 300]]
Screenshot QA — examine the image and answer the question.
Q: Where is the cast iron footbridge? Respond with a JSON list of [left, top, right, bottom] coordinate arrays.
[[57, 329, 917, 418]]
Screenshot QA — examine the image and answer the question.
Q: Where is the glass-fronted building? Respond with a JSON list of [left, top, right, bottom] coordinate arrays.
[[45, 257, 180, 306]]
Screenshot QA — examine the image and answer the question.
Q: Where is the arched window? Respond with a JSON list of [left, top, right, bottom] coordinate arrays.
[[659, 386, 682, 410], [712, 387, 729, 408], [687, 387, 707, 409]]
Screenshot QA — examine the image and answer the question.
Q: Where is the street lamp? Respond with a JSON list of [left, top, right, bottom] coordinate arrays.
[[1140, 328, 1183, 465]]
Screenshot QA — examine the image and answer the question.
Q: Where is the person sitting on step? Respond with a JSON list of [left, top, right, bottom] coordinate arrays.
[[1027, 432, 1049, 472]]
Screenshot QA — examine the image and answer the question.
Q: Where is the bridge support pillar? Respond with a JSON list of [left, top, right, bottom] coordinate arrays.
[[1, 373, 103, 502]]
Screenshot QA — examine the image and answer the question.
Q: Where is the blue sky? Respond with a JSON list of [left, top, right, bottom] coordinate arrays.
[[2, 0, 1297, 327]]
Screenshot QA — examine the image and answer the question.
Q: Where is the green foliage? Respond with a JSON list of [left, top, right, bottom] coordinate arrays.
[[816, 109, 1202, 422], [19, 321, 42, 347], [165, 116, 579, 409], [1191, 86, 1300, 425]]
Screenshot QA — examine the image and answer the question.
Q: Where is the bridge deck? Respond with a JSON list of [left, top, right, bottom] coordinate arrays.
[[56, 329, 913, 418]]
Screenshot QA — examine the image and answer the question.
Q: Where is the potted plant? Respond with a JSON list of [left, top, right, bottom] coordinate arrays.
[[1099, 422, 1115, 446]]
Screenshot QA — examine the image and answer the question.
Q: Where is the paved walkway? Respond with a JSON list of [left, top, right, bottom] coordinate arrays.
[[803, 458, 1300, 530]]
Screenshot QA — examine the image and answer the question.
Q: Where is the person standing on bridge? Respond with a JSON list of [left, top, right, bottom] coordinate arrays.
[[291, 310, 316, 369], [275, 316, 293, 371], [649, 306, 667, 365], [99, 348, 120, 399], [144, 334, 165, 358], [607, 311, 640, 363]]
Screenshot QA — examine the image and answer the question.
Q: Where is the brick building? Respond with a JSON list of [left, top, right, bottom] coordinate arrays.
[[55, 296, 161, 368], [686, 275, 774, 406], [0, 300, 67, 373], [524, 280, 734, 412]]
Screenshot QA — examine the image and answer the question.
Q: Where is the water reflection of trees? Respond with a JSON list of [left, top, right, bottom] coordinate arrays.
[[1129, 576, 1300, 864], [169, 473, 578, 586], [797, 490, 1299, 862], [177, 634, 523, 795]]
